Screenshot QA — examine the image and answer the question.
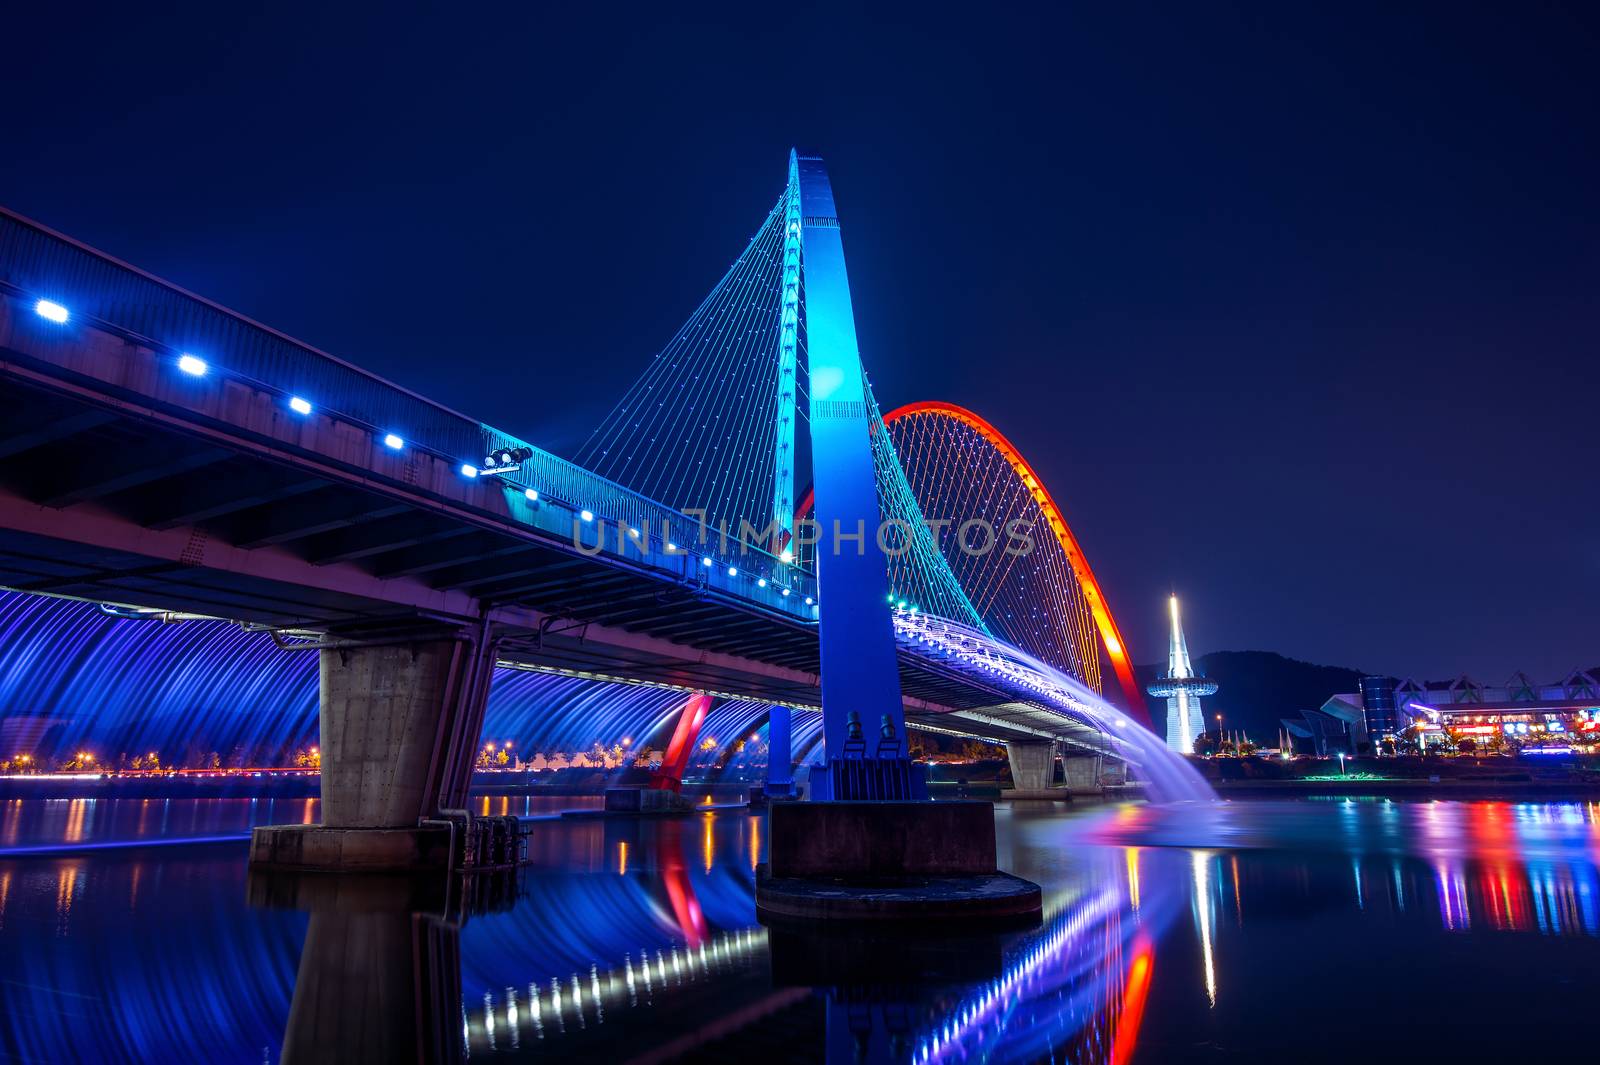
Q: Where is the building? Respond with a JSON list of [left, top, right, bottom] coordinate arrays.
[[1308, 668, 1600, 755], [1147, 595, 1218, 754]]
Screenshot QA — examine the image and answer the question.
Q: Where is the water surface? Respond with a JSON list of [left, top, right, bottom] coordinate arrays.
[[2, 797, 1596, 1063]]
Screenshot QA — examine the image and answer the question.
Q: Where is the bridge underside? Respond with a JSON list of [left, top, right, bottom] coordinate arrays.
[[0, 369, 1106, 753]]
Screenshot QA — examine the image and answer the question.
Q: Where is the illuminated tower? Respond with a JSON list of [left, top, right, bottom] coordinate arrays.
[[1146, 594, 1218, 754]]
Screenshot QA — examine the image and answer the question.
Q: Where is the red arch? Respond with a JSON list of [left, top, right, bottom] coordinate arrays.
[[788, 402, 1145, 717], [883, 402, 1145, 717]]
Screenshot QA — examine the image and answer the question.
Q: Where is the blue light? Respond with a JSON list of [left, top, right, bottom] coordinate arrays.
[[288, 396, 312, 415], [460, 464, 479, 478], [34, 299, 69, 323], [580, 510, 594, 522], [383, 433, 404, 450], [524, 488, 539, 502], [177, 353, 207, 376]]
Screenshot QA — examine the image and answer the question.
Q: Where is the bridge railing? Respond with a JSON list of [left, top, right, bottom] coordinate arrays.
[[0, 206, 817, 614]]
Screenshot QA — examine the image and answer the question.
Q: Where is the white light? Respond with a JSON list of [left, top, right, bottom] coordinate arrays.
[[727, 566, 738, 577], [781, 587, 790, 596], [666, 542, 677, 552], [702, 557, 713, 567], [757, 578, 767, 587], [804, 596, 814, 605], [383, 433, 404, 450], [524, 488, 539, 501], [177, 353, 207, 376], [34, 299, 69, 323], [288, 396, 312, 415], [779, 548, 794, 563], [580, 509, 594, 522], [629, 527, 640, 538], [460, 464, 479, 478]]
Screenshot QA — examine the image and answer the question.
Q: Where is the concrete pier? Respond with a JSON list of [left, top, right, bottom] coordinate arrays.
[[251, 633, 496, 871], [1001, 740, 1070, 800], [755, 801, 1041, 922]]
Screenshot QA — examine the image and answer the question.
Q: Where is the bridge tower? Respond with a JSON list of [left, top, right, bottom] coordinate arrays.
[[789, 151, 911, 794]]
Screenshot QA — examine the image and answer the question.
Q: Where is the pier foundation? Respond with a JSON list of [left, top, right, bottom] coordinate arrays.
[[1001, 740, 1069, 800], [251, 632, 496, 872]]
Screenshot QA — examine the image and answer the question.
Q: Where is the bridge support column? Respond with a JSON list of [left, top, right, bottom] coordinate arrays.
[[765, 704, 794, 798], [251, 632, 497, 871], [1063, 753, 1105, 795], [1001, 741, 1066, 800]]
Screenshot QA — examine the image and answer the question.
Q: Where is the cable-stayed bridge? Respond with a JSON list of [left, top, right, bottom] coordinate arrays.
[[0, 151, 1149, 855]]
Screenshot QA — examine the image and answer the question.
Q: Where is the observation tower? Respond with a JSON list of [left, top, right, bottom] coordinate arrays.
[[1147, 594, 1218, 754]]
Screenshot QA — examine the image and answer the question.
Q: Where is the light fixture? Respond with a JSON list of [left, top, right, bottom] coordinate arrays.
[[524, 488, 539, 502], [34, 299, 69, 323], [580, 509, 594, 522], [460, 464, 479, 478], [177, 353, 207, 376], [702, 557, 713, 567], [779, 548, 794, 563], [666, 542, 677, 552], [781, 587, 791, 596], [804, 596, 814, 605], [481, 445, 533, 477], [288, 396, 313, 415], [383, 433, 404, 450], [727, 566, 738, 577], [757, 578, 767, 588]]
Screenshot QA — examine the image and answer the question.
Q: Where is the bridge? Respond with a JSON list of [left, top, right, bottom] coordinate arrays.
[[0, 150, 1151, 866]]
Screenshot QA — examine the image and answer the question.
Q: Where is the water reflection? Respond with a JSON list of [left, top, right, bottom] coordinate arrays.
[[2, 799, 1600, 1062]]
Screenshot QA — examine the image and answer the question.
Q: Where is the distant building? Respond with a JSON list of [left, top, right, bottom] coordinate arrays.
[[1146, 595, 1219, 754], [1294, 668, 1600, 754]]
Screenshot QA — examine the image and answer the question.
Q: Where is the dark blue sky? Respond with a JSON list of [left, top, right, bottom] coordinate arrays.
[[4, 3, 1595, 680]]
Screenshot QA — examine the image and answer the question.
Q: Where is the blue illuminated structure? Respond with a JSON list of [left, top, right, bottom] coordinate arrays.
[[790, 152, 909, 788]]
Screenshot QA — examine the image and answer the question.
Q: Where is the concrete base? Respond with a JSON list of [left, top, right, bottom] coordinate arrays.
[[250, 824, 453, 872], [767, 800, 1000, 877], [603, 787, 698, 813], [756, 800, 1041, 923], [756, 867, 1041, 922], [1000, 788, 1072, 801]]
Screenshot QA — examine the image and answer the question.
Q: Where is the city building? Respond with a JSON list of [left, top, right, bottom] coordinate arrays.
[[1302, 668, 1600, 755], [1147, 594, 1218, 754]]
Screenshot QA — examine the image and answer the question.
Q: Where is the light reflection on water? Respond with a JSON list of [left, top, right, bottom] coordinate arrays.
[[0, 798, 1597, 1063]]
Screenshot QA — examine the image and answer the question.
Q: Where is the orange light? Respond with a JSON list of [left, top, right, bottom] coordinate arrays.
[[882, 401, 1146, 720]]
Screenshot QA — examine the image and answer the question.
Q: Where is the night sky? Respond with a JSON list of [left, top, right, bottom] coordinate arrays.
[[3, 4, 1594, 681]]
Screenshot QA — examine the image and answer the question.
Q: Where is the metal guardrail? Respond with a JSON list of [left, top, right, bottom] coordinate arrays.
[[0, 206, 817, 612]]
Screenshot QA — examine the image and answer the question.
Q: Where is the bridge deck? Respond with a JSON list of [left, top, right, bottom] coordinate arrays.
[[0, 206, 1111, 750]]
